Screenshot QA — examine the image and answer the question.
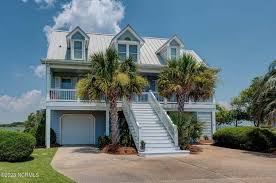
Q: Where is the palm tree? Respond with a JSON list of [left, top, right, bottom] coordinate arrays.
[[76, 48, 148, 145], [251, 60, 276, 125], [157, 53, 219, 112]]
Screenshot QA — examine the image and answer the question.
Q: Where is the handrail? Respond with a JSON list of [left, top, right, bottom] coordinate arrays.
[[148, 91, 178, 147], [49, 88, 76, 91], [122, 98, 141, 151]]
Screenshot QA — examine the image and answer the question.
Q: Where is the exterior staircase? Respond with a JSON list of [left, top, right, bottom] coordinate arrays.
[[122, 92, 189, 156]]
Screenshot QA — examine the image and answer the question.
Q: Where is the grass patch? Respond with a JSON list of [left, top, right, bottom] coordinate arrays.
[[0, 148, 74, 183], [272, 128, 276, 135]]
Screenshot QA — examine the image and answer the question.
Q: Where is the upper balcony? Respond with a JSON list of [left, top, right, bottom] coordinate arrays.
[[47, 89, 215, 111]]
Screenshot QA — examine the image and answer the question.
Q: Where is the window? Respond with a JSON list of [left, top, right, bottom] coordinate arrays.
[[118, 43, 139, 62], [118, 44, 127, 61], [73, 40, 83, 60], [61, 78, 72, 89], [170, 47, 177, 60], [129, 45, 138, 62]]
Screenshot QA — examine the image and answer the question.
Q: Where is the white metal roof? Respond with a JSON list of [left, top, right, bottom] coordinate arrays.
[[46, 30, 203, 65]]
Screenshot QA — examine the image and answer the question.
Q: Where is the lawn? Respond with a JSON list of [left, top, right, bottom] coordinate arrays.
[[0, 148, 74, 183], [272, 128, 276, 134]]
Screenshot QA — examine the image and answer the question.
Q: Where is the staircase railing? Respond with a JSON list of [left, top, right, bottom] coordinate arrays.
[[122, 98, 142, 151], [148, 91, 179, 148]]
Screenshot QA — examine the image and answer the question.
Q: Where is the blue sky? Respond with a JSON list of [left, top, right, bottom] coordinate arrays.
[[0, 0, 275, 123]]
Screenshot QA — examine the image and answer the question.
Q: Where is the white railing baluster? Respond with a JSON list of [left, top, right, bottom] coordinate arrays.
[[122, 98, 141, 151], [148, 91, 179, 148]]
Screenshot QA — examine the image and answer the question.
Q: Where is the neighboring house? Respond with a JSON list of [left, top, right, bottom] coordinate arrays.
[[42, 25, 216, 155]]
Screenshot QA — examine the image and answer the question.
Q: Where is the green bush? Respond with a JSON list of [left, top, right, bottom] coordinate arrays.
[[35, 124, 56, 147], [170, 112, 204, 149], [0, 130, 36, 162], [119, 118, 135, 147], [213, 127, 276, 152], [26, 124, 56, 147], [98, 136, 111, 149]]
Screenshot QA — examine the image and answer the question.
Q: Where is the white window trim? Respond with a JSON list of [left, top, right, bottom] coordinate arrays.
[[117, 41, 140, 63], [168, 46, 180, 60], [71, 39, 85, 60]]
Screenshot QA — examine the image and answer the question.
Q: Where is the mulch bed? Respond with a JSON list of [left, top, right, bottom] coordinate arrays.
[[198, 139, 214, 145], [101, 144, 137, 155], [186, 144, 203, 154]]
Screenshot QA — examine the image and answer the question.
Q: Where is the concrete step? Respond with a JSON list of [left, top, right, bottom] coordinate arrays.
[[142, 132, 168, 136], [141, 126, 165, 130], [139, 123, 163, 127], [139, 150, 190, 157], [134, 113, 157, 116], [142, 129, 167, 133], [143, 139, 173, 144], [132, 108, 153, 110], [145, 143, 175, 148], [138, 121, 160, 124], [142, 136, 171, 140]]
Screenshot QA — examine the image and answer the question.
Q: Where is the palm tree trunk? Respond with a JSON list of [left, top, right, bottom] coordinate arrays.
[[109, 96, 119, 145], [177, 93, 186, 112]]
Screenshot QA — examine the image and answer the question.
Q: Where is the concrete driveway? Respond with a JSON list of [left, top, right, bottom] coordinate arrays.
[[51, 145, 276, 183]]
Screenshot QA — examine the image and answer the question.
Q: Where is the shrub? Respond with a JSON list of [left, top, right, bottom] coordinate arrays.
[[213, 127, 276, 152], [170, 112, 204, 149], [0, 130, 35, 162], [118, 117, 135, 147], [203, 135, 209, 140], [35, 124, 56, 147], [26, 124, 56, 147], [98, 136, 111, 149]]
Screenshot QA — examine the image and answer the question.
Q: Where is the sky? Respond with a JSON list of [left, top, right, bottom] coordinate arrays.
[[0, 0, 275, 123]]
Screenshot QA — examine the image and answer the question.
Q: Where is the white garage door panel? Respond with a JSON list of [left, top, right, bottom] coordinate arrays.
[[62, 115, 95, 145]]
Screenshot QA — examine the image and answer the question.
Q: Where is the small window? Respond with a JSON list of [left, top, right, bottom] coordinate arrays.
[[73, 41, 83, 59], [129, 45, 138, 62], [61, 78, 72, 89], [171, 48, 177, 60], [118, 44, 127, 61]]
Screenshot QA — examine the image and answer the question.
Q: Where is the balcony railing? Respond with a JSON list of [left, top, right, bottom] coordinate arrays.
[[48, 89, 214, 104], [49, 89, 77, 101]]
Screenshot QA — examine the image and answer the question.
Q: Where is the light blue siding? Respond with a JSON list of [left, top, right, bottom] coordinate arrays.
[[169, 39, 180, 46], [72, 32, 85, 40], [197, 112, 213, 138], [50, 110, 106, 145], [118, 30, 139, 42]]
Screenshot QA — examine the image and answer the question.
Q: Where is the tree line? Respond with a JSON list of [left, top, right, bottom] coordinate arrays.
[[216, 60, 276, 127]]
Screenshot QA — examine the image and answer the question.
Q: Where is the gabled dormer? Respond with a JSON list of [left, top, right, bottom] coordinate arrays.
[[156, 35, 184, 60], [110, 25, 144, 63], [66, 26, 90, 61]]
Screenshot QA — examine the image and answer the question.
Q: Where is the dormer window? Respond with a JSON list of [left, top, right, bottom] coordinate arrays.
[[66, 26, 90, 61], [117, 43, 138, 62], [155, 35, 184, 61], [129, 45, 138, 62], [110, 25, 144, 63], [170, 47, 177, 60], [72, 40, 84, 60], [118, 44, 127, 61]]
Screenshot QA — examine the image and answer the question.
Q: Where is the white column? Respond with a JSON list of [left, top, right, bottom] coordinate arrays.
[[46, 65, 51, 100], [212, 111, 216, 135], [46, 109, 51, 148], [105, 104, 110, 136], [164, 98, 168, 107]]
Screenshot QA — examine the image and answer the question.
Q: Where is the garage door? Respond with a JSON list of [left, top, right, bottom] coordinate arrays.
[[61, 115, 95, 145]]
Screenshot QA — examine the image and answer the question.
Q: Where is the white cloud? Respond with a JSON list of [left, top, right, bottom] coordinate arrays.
[[217, 101, 232, 109], [0, 90, 45, 123], [30, 65, 46, 78], [44, 0, 124, 41], [21, 0, 55, 7]]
